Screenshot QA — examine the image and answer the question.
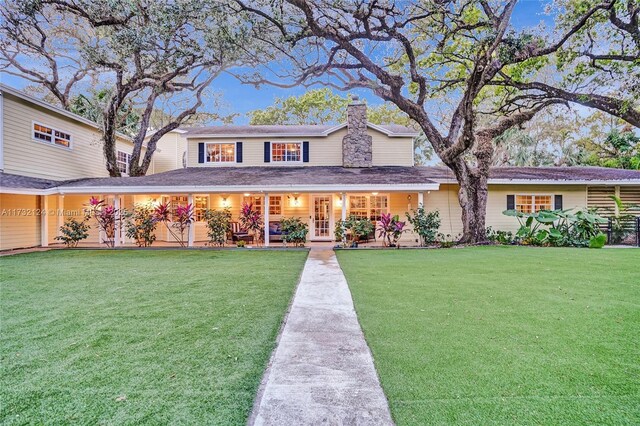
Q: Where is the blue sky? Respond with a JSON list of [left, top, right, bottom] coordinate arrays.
[[1, 1, 553, 123]]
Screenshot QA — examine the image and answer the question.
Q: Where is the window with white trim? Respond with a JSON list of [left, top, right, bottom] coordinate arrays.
[[271, 142, 301, 162], [117, 151, 131, 175], [269, 195, 282, 215], [33, 122, 71, 148], [206, 143, 235, 163], [516, 195, 553, 213], [163, 195, 189, 215], [369, 195, 389, 222], [194, 195, 209, 221], [243, 195, 263, 212], [348, 194, 389, 221]]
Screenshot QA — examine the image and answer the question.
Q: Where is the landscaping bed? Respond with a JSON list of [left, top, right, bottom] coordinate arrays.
[[337, 246, 640, 425], [0, 250, 307, 425]]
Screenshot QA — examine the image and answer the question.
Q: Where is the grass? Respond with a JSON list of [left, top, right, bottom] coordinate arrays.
[[336, 246, 640, 426], [1, 249, 307, 425]]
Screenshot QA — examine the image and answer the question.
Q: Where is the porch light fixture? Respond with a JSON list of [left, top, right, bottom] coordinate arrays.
[[371, 192, 379, 195], [336, 197, 343, 207], [288, 194, 301, 207], [243, 193, 250, 197], [221, 196, 231, 208]]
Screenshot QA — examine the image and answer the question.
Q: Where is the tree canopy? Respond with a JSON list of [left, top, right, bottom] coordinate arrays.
[[235, 0, 640, 242], [1, 0, 252, 176]]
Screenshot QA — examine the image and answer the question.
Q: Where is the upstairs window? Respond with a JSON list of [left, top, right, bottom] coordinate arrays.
[[117, 151, 132, 175], [206, 143, 235, 163], [272, 142, 301, 162], [516, 195, 553, 213], [33, 122, 71, 148]]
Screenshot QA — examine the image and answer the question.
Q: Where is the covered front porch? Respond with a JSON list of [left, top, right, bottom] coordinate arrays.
[[37, 190, 437, 248]]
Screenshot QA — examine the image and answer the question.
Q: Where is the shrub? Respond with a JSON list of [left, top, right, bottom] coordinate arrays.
[[406, 207, 440, 246], [154, 202, 194, 247], [335, 216, 375, 246], [236, 240, 246, 248], [436, 233, 459, 248], [503, 208, 607, 247], [239, 202, 263, 245], [204, 208, 232, 247], [123, 204, 157, 247], [486, 226, 516, 245], [55, 218, 90, 247], [377, 213, 407, 247], [281, 217, 309, 247], [84, 197, 118, 247]]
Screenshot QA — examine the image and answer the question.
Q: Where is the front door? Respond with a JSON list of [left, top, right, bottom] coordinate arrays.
[[310, 195, 333, 240]]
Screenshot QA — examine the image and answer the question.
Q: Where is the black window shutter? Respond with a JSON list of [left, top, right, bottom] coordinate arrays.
[[264, 141, 270, 163], [236, 142, 243, 163], [506, 194, 515, 210], [554, 194, 563, 210], [198, 142, 205, 163], [303, 141, 309, 163]]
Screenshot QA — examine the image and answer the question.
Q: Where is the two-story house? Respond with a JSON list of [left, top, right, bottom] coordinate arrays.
[[1, 84, 639, 250]]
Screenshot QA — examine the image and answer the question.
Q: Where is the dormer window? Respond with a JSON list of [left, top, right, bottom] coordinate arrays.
[[33, 122, 72, 148], [271, 142, 301, 162], [206, 143, 235, 163]]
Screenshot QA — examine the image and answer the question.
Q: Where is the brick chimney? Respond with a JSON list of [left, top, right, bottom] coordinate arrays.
[[342, 96, 372, 167]]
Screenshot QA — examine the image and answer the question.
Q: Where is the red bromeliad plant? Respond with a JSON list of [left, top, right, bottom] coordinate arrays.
[[239, 202, 263, 245], [377, 213, 407, 248], [153, 202, 194, 247], [84, 196, 119, 247]]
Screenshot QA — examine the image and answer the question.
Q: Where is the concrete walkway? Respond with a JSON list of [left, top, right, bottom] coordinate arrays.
[[250, 249, 394, 426]]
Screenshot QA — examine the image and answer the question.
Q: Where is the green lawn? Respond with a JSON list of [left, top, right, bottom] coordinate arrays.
[[1, 250, 307, 425], [337, 246, 640, 426]]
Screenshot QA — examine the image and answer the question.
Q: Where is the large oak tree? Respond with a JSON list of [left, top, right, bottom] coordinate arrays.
[[1, 0, 249, 176], [236, 0, 639, 243]]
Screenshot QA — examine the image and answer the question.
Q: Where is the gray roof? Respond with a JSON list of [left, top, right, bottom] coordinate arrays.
[[2, 166, 639, 192], [57, 166, 436, 188], [182, 123, 418, 137], [0, 172, 62, 190], [423, 166, 640, 181]]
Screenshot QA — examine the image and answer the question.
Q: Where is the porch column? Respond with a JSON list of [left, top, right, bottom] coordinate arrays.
[[40, 195, 48, 247], [341, 192, 347, 221], [113, 195, 121, 247], [57, 195, 64, 238], [264, 193, 270, 247], [418, 192, 424, 208], [188, 194, 195, 247]]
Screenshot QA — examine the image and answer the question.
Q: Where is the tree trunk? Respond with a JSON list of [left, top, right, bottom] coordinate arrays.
[[445, 132, 493, 245], [103, 99, 123, 177]]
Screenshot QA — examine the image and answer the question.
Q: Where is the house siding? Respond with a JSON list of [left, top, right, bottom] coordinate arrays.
[[186, 127, 414, 168], [0, 194, 41, 250], [426, 184, 590, 237], [1, 92, 140, 180]]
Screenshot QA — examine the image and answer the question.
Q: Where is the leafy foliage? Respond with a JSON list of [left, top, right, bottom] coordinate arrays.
[[123, 204, 157, 247], [84, 197, 118, 247], [154, 202, 194, 247], [503, 208, 607, 247], [377, 213, 407, 247], [280, 217, 309, 247], [486, 227, 516, 245], [239, 202, 263, 245], [204, 208, 232, 247], [335, 216, 375, 247], [406, 207, 440, 246], [55, 218, 90, 247]]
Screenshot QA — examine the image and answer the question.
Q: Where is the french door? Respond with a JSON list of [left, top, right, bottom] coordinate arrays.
[[310, 195, 333, 240]]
